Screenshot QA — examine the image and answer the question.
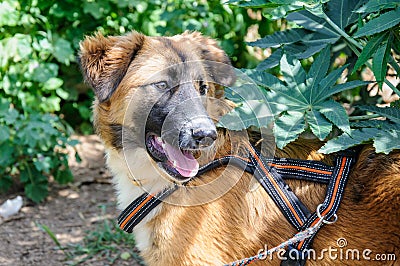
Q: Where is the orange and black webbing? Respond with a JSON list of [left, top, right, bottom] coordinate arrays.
[[117, 144, 355, 266]]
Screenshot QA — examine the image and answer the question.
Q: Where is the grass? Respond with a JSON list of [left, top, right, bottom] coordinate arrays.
[[38, 205, 145, 265]]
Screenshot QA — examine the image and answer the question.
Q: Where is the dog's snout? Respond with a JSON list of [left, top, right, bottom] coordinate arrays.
[[192, 128, 217, 147]]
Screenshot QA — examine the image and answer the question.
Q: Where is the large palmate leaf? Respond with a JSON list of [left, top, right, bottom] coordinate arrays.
[[221, 46, 367, 149]]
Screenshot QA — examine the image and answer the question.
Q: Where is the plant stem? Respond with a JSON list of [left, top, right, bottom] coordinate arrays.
[[323, 11, 400, 97], [322, 14, 363, 50], [349, 114, 381, 121]]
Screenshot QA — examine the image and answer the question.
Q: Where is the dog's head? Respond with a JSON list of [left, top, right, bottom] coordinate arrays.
[[78, 31, 235, 182]]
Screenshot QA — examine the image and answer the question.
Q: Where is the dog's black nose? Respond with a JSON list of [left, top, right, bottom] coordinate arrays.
[[192, 128, 217, 147]]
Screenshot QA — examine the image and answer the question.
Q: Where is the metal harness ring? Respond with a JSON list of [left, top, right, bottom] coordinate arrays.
[[316, 204, 338, 225]]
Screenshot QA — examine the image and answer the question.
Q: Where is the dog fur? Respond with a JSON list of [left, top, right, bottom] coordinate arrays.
[[79, 31, 400, 265]]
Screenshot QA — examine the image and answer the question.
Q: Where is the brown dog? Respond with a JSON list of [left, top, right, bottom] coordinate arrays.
[[79, 31, 400, 265]]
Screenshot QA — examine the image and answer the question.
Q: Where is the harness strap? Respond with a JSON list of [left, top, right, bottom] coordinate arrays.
[[197, 155, 333, 184], [246, 144, 310, 230], [118, 185, 177, 233], [281, 153, 356, 266]]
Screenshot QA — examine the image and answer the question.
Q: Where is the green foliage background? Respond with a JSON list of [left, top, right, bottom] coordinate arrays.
[[0, 0, 268, 202], [1, 0, 399, 202]]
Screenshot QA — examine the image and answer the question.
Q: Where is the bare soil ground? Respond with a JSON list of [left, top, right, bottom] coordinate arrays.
[[0, 135, 143, 266]]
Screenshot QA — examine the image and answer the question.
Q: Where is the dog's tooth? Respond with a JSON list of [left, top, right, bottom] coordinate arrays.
[[173, 160, 177, 168]]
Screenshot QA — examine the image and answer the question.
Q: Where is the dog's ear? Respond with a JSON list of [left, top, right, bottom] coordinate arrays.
[[78, 31, 145, 103], [184, 32, 236, 88]]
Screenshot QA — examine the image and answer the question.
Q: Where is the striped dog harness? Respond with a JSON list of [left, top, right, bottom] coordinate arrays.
[[118, 143, 356, 266]]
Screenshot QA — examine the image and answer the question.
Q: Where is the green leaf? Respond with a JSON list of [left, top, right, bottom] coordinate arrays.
[[285, 43, 326, 59], [274, 111, 306, 149], [354, 7, 400, 37], [120, 252, 131, 260], [305, 46, 331, 100], [243, 69, 286, 90], [0, 1, 19, 27], [306, 109, 332, 140], [39, 96, 61, 112], [56, 88, 69, 99], [356, 0, 400, 13], [352, 32, 389, 74], [280, 54, 307, 101], [287, 10, 340, 37], [226, 0, 276, 8], [0, 142, 14, 166], [372, 36, 392, 85], [318, 100, 351, 134], [25, 180, 48, 203], [0, 98, 10, 114], [358, 105, 400, 124], [323, 80, 370, 99], [32, 63, 59, 83], [218, 100, 274, 130], [263, 3, 304, 20], [83, 1, 103, 19], [313, 65, 347, 102], [351, 119, 400, 130], [55, 168, 74, 184], [374, 129, 400, 154], [319, 128, 380, 154], [302, 32, 339, 45], [43, 77, 63, 91], [256, 49, 282, 70], [0, 125, 10, 143], [20, 166, 46, 183], [248, 28, 308, 48], [4, 109, 19, 125], [33, 156, 53, 173], [53, 38, 74, 65], [326, 0, 367, 29]]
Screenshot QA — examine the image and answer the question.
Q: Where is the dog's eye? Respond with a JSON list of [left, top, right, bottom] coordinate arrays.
[[153, 81, 168, 90], [199, 83, 208, 95]]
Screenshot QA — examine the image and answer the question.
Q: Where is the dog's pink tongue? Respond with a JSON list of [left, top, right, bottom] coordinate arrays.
[[164, 143, 199, 177]]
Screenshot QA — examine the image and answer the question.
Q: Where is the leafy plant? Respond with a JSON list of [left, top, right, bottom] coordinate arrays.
[[224, 0, 400, 154], [0, 98, 78, 202]]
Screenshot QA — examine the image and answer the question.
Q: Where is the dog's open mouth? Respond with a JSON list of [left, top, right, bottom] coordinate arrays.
[[146, 133, 199, 179]]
